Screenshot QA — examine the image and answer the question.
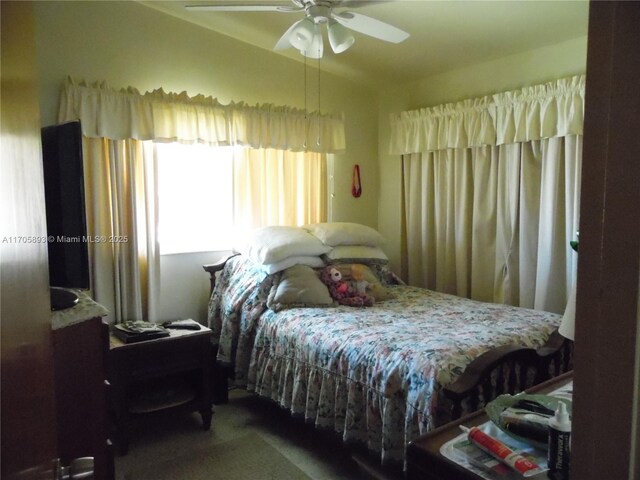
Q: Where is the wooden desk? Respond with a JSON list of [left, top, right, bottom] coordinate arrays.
[[406, 371, 573, 480]]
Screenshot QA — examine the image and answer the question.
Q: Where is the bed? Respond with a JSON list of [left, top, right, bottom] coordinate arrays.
[[204, 224, 571, 465]]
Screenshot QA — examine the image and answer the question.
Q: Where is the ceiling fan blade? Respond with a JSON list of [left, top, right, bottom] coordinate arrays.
[[273, 19, 303, 50], [185, 4, 302, 12], [332, 11, 409, 43], [337, 0, 394, 8]]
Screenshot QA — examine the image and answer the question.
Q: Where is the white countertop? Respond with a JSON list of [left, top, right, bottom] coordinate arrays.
[[51, 289, 108, 330]]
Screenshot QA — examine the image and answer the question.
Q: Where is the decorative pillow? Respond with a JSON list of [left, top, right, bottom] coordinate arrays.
[[258, 256, 325, 275], [369, 262, 404, 286], [333, 263, 395, 301], [238, 226, 331, 265], [267, 264, 335, 311], [304, 222, 386, 247], [324, 245, 389, 262]]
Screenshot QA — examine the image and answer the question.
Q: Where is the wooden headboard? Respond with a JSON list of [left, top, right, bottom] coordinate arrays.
[[203, 253, 239, 294]]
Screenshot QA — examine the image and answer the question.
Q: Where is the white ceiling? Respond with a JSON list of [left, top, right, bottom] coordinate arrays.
[[139, 0, 589, 90]]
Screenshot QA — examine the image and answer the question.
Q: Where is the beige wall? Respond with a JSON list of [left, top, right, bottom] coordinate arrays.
[[32, 0, 378, 323], [377, 36, 588, 275], [33, 1, 379, 229], [31, 0, 589, 320]]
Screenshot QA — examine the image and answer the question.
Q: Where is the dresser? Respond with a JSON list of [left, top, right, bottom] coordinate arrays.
[[51, 291, 113, 480]]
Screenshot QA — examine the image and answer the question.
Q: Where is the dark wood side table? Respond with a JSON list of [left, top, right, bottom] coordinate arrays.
[[108, 324, 213, 455], [406, 371, 573, 480]]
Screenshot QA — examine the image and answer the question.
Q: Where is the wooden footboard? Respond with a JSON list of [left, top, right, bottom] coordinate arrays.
[[442, 330, 573, 420]]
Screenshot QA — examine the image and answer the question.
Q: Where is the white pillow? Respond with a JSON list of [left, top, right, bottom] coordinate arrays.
[[325, 245, 388, 261], [258, 256, 325, 275], [304, 222, 386, 247], [239, 226, 331, 265]]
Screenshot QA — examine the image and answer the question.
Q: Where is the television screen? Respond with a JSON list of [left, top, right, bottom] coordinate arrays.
[[41, 121, 90, 291]]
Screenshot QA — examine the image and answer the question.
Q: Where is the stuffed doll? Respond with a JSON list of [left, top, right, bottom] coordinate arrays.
[[321, 266, 374, 307], [350, 264, 371, 295]]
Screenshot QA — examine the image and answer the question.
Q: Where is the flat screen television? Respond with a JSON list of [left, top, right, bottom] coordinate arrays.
[[41, 121, 90, 310]]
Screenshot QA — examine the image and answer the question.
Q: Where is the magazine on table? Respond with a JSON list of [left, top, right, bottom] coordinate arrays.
[[441, 423, 548, 479], [112, 321, 169, 343]]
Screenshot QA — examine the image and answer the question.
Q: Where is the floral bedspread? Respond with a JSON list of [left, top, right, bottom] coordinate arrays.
[[208, 256, 561, 464]]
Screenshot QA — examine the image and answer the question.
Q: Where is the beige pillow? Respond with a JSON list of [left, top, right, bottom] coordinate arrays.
[[239, 226, 331, 265], [267, 264, 335, 311], [257, 255, 325, 275], [304, 222, 386, 247], [325, 245, 389, 262]]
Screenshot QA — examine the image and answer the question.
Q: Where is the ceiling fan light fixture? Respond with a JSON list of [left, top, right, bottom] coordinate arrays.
[[328, 19, 355, 54], [289, 17, 315, 51], [300, 23, 323, 59], [199, 1, 411, 57]]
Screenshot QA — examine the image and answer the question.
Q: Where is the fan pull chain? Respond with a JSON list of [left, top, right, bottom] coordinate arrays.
[[317, 55, 321, 147], [303, 52, 308, 150]]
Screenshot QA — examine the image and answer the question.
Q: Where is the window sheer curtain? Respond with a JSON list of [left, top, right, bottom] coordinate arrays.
[[82, 138, 160, 323], [59, 78, 344, 323], [390, 76, 584, 313], [233, 148, 327, 238]]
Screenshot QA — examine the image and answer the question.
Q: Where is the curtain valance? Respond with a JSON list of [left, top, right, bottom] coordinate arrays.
[[389, 75, 585, 155], [58, 78, 345, 154]]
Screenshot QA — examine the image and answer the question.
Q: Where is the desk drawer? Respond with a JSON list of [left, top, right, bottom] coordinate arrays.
[[110, 335, 209, 381]]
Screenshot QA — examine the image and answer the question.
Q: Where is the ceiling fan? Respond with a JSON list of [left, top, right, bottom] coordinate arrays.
[[185, 0, 410, 59]]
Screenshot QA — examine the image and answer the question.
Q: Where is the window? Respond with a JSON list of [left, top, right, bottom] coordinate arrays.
[[157, 142, 235, 254], [156, 142, 328, 255]]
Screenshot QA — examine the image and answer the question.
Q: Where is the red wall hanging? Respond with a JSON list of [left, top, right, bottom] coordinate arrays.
[[352, 164, 362, 198]]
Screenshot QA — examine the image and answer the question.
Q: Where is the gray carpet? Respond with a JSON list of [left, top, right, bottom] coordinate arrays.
[[124, 433, 312, 480]]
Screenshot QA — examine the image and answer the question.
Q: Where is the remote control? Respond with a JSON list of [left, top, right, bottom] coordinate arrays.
[[162, 321, 201, 330]]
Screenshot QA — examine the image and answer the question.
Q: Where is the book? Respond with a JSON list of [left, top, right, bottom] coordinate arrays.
[[112, 321, 170, 343]]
